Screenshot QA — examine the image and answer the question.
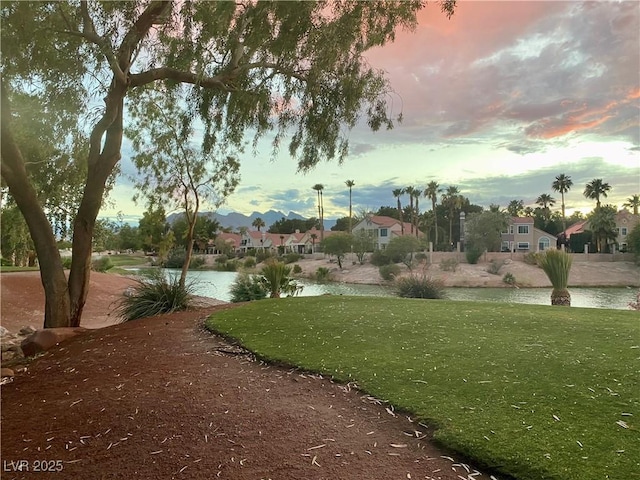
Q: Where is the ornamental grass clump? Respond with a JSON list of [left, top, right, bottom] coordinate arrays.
[[259, 260, 303, 298], [116, 270, 195, 321], [395, 274, 445, 299], [539, 248, 573, 306]]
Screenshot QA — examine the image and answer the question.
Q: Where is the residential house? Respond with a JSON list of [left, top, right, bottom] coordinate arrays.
[[352, 215, 420, 250], [614, 209, 639, 252], [501, 217, 556, 252]]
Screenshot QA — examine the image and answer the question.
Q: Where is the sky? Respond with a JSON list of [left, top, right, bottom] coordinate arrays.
[[103, 1, 640, 223]]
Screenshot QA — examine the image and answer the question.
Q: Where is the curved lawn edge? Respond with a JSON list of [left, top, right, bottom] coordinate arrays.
[[205, 296, 639, 480]]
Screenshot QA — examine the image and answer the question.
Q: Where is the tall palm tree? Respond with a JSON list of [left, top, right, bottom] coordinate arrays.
[[584, 178, 611, 209], [412, 188, 422, 237], [345, 180, 355, 233], [425, 181, 441, 249], [507, 199, 524, 217], [623, 194, 640, 215], [442, 185, 461, 249], [404, 186, 415, 234], [312, 184, 325, 241], [552, 174, 573, 233], [251, 217, 265, 231], [536, 193, 556, 222], [392, 188, 404, 234]]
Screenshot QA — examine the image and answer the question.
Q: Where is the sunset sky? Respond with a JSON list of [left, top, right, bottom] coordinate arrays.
[[104, 1, 640, 223]]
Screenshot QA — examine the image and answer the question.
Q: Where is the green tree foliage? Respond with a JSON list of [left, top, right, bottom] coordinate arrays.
[[465, 210, 510, 253], [552, 173, 573, 233], [626, 223, 640, 263], [138, 207, 169, 253], [583, 178, 611, 208], [586, 205, 617, 253], [92, 219, 119, 252], [507, 199, 524, 217], [117, 224, 142, 252], [352, 230, 375, 264], [321, 232, 353, 269], [1, 206, 33, 266], [623, 194, 640, 215], [331, 216, 352, 231], [171, 215, 220, 249], [268, 217, 318, 234], [386, 235, 421, 268], [375, 206, 401, 220], [1, 0, 454, 328]]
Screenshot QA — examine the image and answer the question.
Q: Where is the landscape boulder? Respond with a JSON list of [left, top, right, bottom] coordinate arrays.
[[21, 328, 88, 357]]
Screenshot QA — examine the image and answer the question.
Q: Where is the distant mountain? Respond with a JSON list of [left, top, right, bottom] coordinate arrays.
[[167, 210, 337, 230]]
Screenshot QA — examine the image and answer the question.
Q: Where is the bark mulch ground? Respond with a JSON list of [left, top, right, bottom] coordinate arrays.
[[1, 304, 504, 480]]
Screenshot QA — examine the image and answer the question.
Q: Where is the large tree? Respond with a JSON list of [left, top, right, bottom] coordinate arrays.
[[623, 194, 640, 215], [392, 188, 405, 234], [552, 173, 573, 234], [587, 205, 617, 253], [583, 178, 612, 209], [424, 181, 441, 249], [464, 210, 509, 253], [442, 185, 462, 248], [535, 193, 556, 222], [1, 0, 454, 328]]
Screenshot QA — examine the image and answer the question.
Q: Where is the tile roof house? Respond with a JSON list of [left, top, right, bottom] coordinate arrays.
[[501, 217, 557, 252], [562, 209, 639, 252], [352, 215, 421, 250]]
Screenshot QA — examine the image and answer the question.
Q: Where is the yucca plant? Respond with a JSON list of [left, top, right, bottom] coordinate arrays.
[[538, 249, 573, 306], [115, 270, 195, 321], [259, 260, 303, 298]]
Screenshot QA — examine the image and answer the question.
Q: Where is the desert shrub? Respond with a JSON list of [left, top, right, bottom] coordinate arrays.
[[487, 259, 505, 275], [243, 257, 256, 268], [229, 273, 268, 302], [245, 249, 256, 257], [440, 258, 458, 272], [115, 271, 194, 321], [189, 255, 206, 269], [465, 248, 482, 264], [379, 264, 401, 281], [292, 264, 302, 274], [395, 274, 444, 299], [415, 252, 428, 262], [503, 272, 516, 285], [92, 256, 114, 272], [284, 252, 302, 264], [215, 260, 238, 272], [62, 257, 73, 269], [164, 248, 187, 268], [214, 254, 229, 264], [255, 249, 272, 263], [370, 250, 391, 266], [260, 260, 303, 298], [315, 266, 331, 281], [523, 252, 541, 266]]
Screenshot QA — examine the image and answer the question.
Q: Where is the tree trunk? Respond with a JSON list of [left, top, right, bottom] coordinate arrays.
[[551, 289, 571, 306], [181, 208, 199, 289], [1, 83, 71, 328], [432, 200, 438, 249]]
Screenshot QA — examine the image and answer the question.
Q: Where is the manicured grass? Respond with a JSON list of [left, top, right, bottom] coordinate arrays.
[[0, 266, 39, 272], [104, 254, 150, 267], [206, 296, 639, 480]]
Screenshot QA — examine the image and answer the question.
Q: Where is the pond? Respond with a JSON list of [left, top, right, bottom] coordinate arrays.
[[158, 269, 636, 310]]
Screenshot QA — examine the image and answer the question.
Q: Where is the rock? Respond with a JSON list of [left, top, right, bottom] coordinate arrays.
[[1, 368, 15, 378], [1, 345, 25, 362], [19, 326, 37, 336], [0, 326, 9, 337], [21, 328, 88, 357]]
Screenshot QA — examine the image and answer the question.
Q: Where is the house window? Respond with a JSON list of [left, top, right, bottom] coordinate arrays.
[[509, 226, 514, 234], [621, 227, 628, 236], [538, 237, 550, 251], [380, 228, 388, 237], [501, 241, 510, 252], [517, 225, 529, 234], [517, 242, 530, 250]]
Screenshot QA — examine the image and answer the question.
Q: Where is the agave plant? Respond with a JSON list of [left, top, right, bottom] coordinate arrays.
[[259, 260, 303, 298], [539, 249, 573, 306]]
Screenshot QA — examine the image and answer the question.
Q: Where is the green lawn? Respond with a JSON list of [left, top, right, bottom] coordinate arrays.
[[105, 253, 150, 267], [206, 296, 639, 480]]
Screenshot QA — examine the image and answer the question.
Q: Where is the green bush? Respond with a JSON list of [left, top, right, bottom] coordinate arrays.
[[292, 264, 302, 274], [215, 260, 238, 271], [414, 252, 428, 262], [259, 260, 303, 298], [62, 257, 73, 269], [164, 248, 187, 268], [245, 249, 256, 257], [229, 273, 268, 302], [395, 274, 444, 299], [284, 252, 302, 264], [92, 256, 114, 272], [523, 252, 541, 266], [189, 255, 206, 269], [379, 264, 401, 281], [465, 248, 482, 264], [487, 259, 505, 275], [370, 250, 391, 266], [115, 271, 194, 321], [214, 254, 229, 264], [243, 257, 256, 268], [255, 249, 272, 263], [315, 266, 330, 282], [439, 258, 458, 272], [503, 272, 516, 285]]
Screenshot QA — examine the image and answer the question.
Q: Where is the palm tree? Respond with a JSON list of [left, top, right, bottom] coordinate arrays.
[[584, 178, 612, 209], [507, 199, 524, 217], [345, 180, 355, 233], [539, 249, 573, 306], [425, 181, 441, 249], [623, 194, 640, 215], [310, 233, 317, 253], [552, 174, 573, 233], [312, 184, 325, 241], [412, 188, 422, 237], [251, 217, 265, 231], [536, 193, 556, 222], [392, 188, 404, 234], [404, 186, 415, 234], [442, 185, 461, 249]]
